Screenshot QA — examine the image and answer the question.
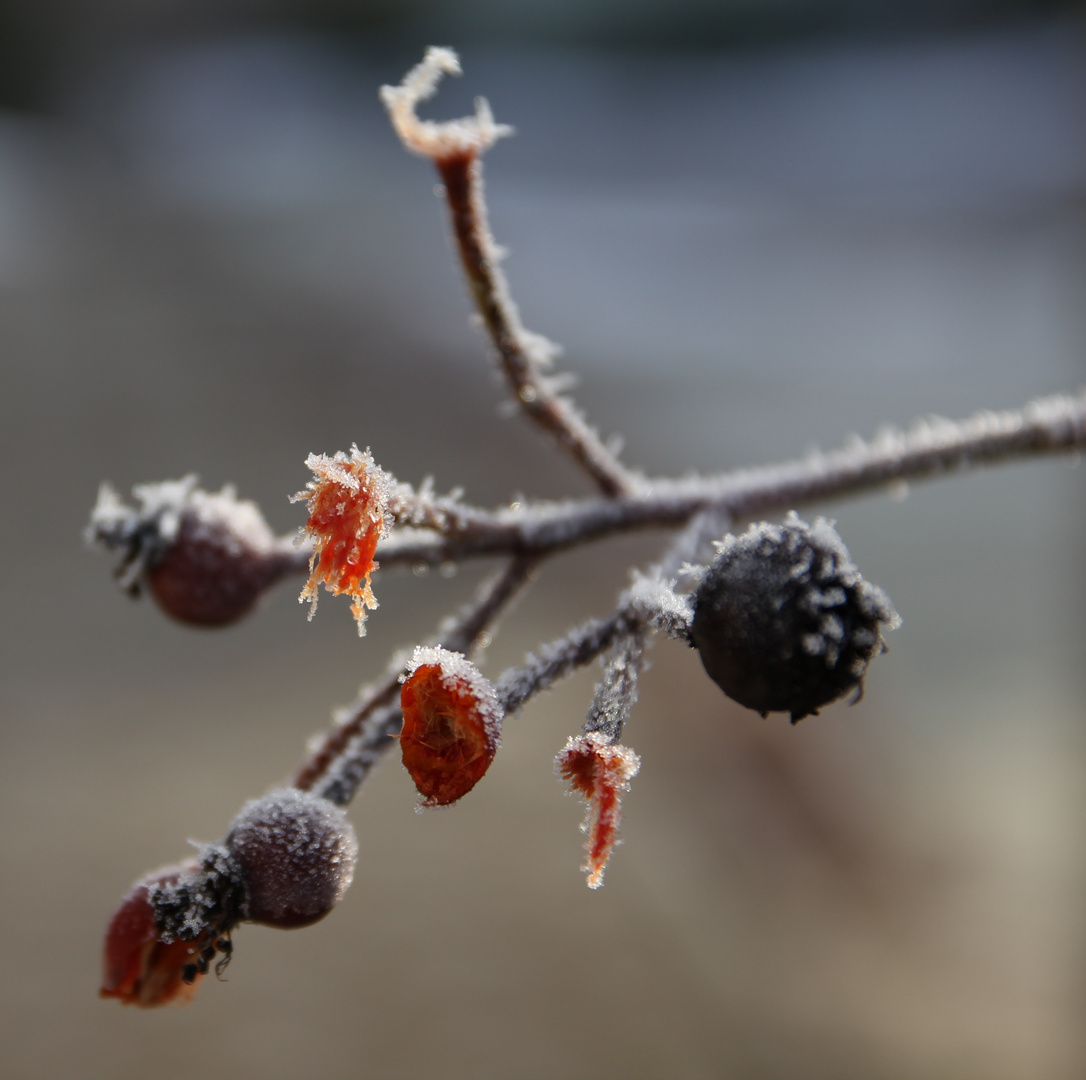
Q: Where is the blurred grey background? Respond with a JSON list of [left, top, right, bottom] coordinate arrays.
[[0, 1, 1084, 1077]]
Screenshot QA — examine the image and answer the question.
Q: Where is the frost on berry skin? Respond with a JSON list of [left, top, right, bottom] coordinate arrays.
[[100, 865, 215, 1007], [86, 477, 294, 626], [399, 646, 503, 808], [226, 789, 358, 929], [556, 732, 641, 889], [690, 512, 900, 723], [291, 445, 391, 636]]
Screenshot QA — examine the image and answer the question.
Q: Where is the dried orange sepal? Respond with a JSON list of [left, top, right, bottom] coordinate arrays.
[[100, 868, 209, 1008], [556, 732, 641, 889], [399, 647, 503, 807], [292, 445, 391, 635]]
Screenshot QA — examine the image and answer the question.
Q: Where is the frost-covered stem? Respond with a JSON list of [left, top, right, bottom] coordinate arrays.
[[435, 151, 638, 497], [714, 390, 1086, 518], [381, 47, 638, 499], [294, 556, 536, 802], [496, 568, 691, 718], [292, 679, 400, 796], [583, 633, 645, 744], [373, 389, 1086, 567], [438, 554, 538, 655], [496, 610, 630, 717]]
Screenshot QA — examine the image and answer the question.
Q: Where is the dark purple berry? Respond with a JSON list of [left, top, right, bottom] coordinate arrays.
[[226, 789, 358, 929], [86, 477, 294, 627], [691, 513, 899, 722], [148, 501, 292, 627]]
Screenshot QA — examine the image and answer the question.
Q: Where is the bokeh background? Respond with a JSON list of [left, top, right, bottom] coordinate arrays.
[[1, 2, 1084, 1077]]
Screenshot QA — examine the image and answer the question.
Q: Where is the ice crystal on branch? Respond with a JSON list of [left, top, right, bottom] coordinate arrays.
[[292, 445, 392, 635], [88, 47, 1086, 1007], [399, 646, 503, 808], [556, 733, 641, 889]]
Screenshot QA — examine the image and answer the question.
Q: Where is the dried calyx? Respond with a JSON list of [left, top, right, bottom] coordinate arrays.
[[690, 513, 899, 722], [292, 445, 392, 636], [85, 476, 296, 626]]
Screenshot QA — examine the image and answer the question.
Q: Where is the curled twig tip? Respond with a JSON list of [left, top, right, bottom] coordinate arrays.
[[380, 46, 512, 160]]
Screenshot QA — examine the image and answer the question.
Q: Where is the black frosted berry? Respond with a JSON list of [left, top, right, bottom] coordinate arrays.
[[226, 789, 358, 929], [691, 513, 899, 722]]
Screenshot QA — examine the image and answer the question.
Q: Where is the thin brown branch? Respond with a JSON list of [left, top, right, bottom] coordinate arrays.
[[381, 48, 639, 498], [370, 388, 1086, 567]]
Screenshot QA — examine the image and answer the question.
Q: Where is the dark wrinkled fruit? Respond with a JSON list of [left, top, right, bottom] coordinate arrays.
[[226, 789, 358, 928], [691, 513, 899, 722]]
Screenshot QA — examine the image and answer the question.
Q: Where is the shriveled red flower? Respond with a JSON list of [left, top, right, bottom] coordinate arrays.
[[556, 732, 641, 889], [100, 865, 213, 1008], [399, 646, 503, 807], [292, 445, 391, 635]]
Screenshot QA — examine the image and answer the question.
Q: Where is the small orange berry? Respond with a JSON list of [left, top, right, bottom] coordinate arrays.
[[292, 445, 391, 636], [399, 647, 502, 807]]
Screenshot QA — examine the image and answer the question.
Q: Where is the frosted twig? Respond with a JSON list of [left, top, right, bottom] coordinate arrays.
[[496, 568, 692, 718], [381, 48, 639, 498], [294, 385, 1086, 778], [583, 633, 646, 745], [371, 389, 1086, 566], [105, 391, 1084, 607]]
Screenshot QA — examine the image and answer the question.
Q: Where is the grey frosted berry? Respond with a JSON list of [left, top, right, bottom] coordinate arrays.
[[226, 789, 358, 929], [690, 513, 899, 722]]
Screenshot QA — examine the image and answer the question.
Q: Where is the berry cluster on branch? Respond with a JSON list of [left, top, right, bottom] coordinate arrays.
[[88, 47, 1086, 1006]]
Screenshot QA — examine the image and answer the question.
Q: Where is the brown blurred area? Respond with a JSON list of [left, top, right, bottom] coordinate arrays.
[[0, 3, 1084, 1078]]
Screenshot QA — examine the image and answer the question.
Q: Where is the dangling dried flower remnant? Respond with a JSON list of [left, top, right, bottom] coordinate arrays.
[[556, 732, 641, 889], [400, 647, 503, 808], [292, 445, 391, 635]]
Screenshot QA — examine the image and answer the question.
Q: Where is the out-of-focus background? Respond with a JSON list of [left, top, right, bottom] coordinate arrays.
[[1, 1, 1084, 1077]]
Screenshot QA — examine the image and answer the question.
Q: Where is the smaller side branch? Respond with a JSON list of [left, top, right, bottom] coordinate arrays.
[[496, 568, 693, 718], [381, 48, 639, 499], [583, 633, 646, 745]]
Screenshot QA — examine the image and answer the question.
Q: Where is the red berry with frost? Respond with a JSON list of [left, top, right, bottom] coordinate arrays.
[[100, 865, 211, 1007], [690, 513, 899, 722], [226, 789, 358, 928], [399, 646, 502, 807]]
